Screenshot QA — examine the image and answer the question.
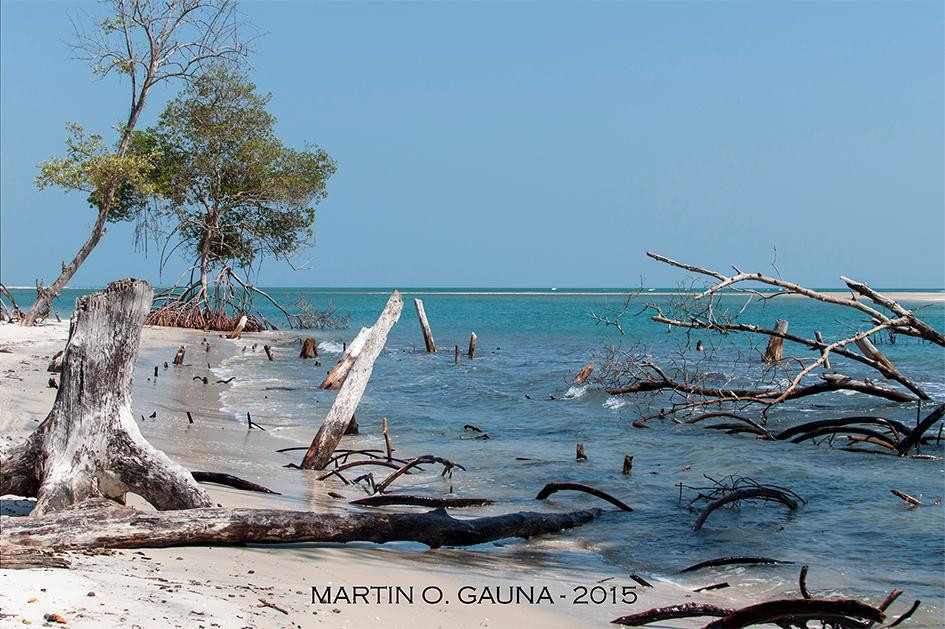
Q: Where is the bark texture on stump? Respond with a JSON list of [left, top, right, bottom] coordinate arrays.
[[301, 290, 404, 469], [762, 320, 789, 363], [300, 337, 318, 359], [0, 279, 211, 516]]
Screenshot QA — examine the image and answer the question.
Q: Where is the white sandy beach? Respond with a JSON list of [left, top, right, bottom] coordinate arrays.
[[0, 320, 760, 628]]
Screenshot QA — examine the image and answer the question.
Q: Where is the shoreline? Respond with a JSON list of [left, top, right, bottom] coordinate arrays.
[[0, 321, 759, 628]]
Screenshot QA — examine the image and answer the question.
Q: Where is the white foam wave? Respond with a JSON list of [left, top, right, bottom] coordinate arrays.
[[318, 340, 344, 354], [563, 384, 590, 399], [603, 397, 628, 410]]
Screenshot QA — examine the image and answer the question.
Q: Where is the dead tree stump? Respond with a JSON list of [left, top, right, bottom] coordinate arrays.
[[173, 345, 186, 365], [414, 298, 436, 352], [468, 332, 477, 359], [227, 315, 248, 339], [576, 443, 587, 461], [763, 320, 789, 363], [622, 455, 633, 475], [300, 337, 318, 359], [264, 344, 275, 361], [0, 279, 212, 516], [573, 362, 595, 384]]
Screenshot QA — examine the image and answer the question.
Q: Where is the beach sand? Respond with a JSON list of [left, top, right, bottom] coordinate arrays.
[[0, 321, 803, 627]]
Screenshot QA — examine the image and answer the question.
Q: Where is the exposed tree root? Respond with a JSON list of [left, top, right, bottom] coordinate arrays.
[[190, 472, 280, 495]]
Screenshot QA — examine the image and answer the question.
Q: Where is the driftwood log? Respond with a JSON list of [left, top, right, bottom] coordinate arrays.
[[1, 499, 602, 551], [301, 291, 404, 469], [0, 280, 212, 515]]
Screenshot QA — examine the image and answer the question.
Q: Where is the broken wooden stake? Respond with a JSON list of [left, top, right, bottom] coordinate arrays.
[[622, 455, 633, 475], [762, 320, 789, 363], [414, 298, 436, 352], [186, 411, 194, 424], [263, 344, 275, 361], [454, 344, 460, 365], [383, 417, 393, 461], [468, 332, 477, 359], [576, 443, 587, 461], [301, 291, 404, 469], [173, 345, 186, 366], [153, 366, 158, 378], [300, 337, 318, 359], [891, 488, 922, 507]]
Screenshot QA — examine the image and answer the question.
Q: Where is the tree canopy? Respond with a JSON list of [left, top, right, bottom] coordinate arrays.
[[139, 66, 336, 330]]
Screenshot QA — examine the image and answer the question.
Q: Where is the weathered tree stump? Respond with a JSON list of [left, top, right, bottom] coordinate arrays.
[[173, 345, 186, 365], [227, 315, 248, 339], [468, 332, 477, 359], [0, 279, 211, 516], [573, 362, 594, 384], [300, 337, 318, 359], [762, 320, 789, 363]]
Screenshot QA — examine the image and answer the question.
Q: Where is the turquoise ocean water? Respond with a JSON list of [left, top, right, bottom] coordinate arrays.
[[9, 287, 945, 617]]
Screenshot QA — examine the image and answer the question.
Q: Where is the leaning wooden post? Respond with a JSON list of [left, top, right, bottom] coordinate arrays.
[[468, 332, 477, 359], [454, 345, 460, 365], [263, 344, 275, 361], [301, 291, 404, 470], [414, 298, 436, 353], [382, 417, 393, 461], [762, 320, 789, 363]]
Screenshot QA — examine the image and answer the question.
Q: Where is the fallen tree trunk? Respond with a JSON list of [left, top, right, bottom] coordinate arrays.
[[0, 279, 211, 516], [1, 498, 602, 551], [703, 598, 883, 628], [301, 291, 404, 469]]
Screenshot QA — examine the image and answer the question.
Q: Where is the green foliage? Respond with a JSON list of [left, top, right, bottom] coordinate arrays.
[[35, 123, 157, 223], [140, 66, 336, 271]]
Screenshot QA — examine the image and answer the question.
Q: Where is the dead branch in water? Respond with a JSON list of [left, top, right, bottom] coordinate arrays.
[[679, 556, 789, 573], [374, 455, 466, 494], [191, 472, 280, 495], [536, 482, 632, 511], [612, 603, 734, 626], [596, 254, 941, 436]]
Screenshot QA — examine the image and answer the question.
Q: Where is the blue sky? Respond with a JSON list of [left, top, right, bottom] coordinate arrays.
[[1, 1, 942, 288]]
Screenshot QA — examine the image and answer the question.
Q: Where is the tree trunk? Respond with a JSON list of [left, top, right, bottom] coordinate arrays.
[[1, 498, 601, 551], [301, 291, 403, 469], [300, 337, 318, 359], [0, 279, 212, 516]]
